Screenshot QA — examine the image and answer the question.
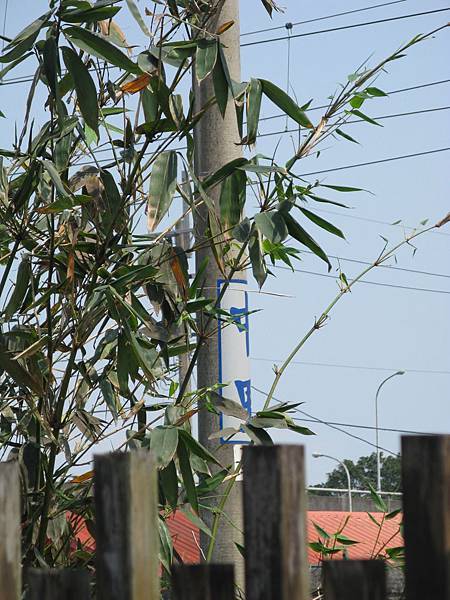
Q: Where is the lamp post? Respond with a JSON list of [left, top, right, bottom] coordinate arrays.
[[375, 371, 405, 492], [313, 453, 352, 512]]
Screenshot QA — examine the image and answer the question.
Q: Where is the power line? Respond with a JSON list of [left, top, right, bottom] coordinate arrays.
[[251, 356, 450, 376], [272, 264, 450, 295], [300, 147, 450, 177], [259, 79, 450, 124], [242, 0, 408, 37], [301, 250, 450, 279], [241, 8, 450, 48], [251, 385, 399, 455], [311, 207, 450, 238], [258, 106, 450, 140], [294, 417, 431, 437]]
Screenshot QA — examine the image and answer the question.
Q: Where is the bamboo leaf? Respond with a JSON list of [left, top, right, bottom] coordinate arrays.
[[298, 207, 345, 239], [260, 79, 313, 128], [61, 5, 121, 23], [160, 460, 178, 509], [62, 46, 99, 136], [254, 211, 288, 243], [4, 257, 31, 319], [283, 212, 331, 271], [246, 78, 262, 145], [220, 170, 246, 229], [42, 159, 71, 198], [0, 344, 44, 396], [126, 0, 150, 36], [147, 151, 177, 231], [64, 26, 139, 73], [150, 426, 179, 469], [196, 39, 218, 82], [177, 436, 198, 512]]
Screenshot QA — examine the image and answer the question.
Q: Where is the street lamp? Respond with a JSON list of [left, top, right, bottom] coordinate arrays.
[[375, 371, 405, 492], [313, 453, 352, 512]]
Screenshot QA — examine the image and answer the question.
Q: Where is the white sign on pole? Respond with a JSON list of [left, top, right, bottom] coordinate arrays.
[[217, 278, 251, 444]]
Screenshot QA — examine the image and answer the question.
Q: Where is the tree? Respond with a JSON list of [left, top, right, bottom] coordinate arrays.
[[0, 0, 445, 583], [315, 453, 401, 493]]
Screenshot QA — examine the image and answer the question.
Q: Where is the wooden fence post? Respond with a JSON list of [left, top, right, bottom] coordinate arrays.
[[94, 451, 159, 600], [0, 461, 21, 600], [322, 560, 386, 600], [27, 569, 90, 599], [402, 435, 450, 599], [171, 564, 235, 600], [243, 445, 309, 600]]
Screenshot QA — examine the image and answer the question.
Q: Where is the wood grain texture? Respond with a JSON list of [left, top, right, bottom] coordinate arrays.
[[402, 435, 450, 599], [323, 560, 386, 600], [243, 445, 309, 600], [94, 451, 159, 600], [0, 461, 21, 600], [171, 564, 235, 600], [26, 569, 90, 599]]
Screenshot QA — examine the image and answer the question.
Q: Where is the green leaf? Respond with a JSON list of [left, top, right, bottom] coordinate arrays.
[[0, 344, 44, 396], [368, 483, 388, 513], [3, 10, 50, 51], [246, 78, 262, 144], [100, 378, 118, 420], [242, 423, 273, 445], [203, 157, 248, 190], [181, 507, 212, 537], [160, 460, 178, 510], [385, 508, 402, 520], [141, 87, 158, 123], [298, 207, 345, 239], [350, 109, 382, 127], [212, 49, 229, 117], [287, 423, 315, 436], [321, 184, 363, 193], [220, 170, 246, 229], [259, 79, 313, 129], [64, 26, 139, 73], [4, 257, 31, 319], [178, 429, 221, 467], [150, 426, 179, 469], [61, 5, 120, 23], [62, 46, 99, 136], [42, 160, 71, 198], [126, 0, 150, 36], [233, 217, 252, 243], [335, 128, 359, 144], [249, 231, 267, 288], [283, 213, 331, 271], [0, 52, 33, 80], [255, 211, 288, 243], [196, 469, 227, 497], [366, 87, 388, 97], [313, 522, 331, 540], [147, 151, 177, 232], [117, 332, 130, 395], [177, 436, 198, 512], [0, 31, 41, 64], [196, 39, 218, 82], [100, 169, 122, 231]]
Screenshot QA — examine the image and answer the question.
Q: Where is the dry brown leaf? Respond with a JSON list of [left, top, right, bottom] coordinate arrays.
[[216, 20, 235, 35], [120, 73, 151, 94]]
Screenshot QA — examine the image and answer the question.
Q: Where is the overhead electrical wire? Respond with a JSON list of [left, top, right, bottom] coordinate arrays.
[[241, 8, 450, 48], [300, 147, 450, 177], [300, 250, 450, 279], [272, 264, 450, 295], [251, 357, 450, 376], [242, 0, 409, 36], [251, 385, 399, 455]]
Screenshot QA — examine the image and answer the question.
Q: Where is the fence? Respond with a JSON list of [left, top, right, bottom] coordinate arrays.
[[0, 434, 448, 599]]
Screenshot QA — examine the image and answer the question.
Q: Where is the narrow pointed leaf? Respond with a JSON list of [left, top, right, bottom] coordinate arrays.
[[150, 426, 179, 469], [62, 46, 99, 135], [246, 78, 262, 144], [64, 26, 139, 73], [283, 212, 331, 270], [260, 79, 313, 128], [147, 151, 177, 231], [126, 0, 150, 36], [196, 39, 218, 82], [298, 207, 345, 239]]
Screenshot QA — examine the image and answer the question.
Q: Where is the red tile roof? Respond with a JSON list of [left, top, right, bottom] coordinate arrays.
[[68, 510, 403, 565]]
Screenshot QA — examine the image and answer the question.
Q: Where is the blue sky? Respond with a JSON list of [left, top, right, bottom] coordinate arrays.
[[1, 0, 449, 485]]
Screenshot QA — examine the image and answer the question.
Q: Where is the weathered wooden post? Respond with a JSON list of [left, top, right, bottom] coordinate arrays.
[[0, 461, 21, 600], [172, 564, 235, 600], [402, 435, 450, 599], [27, 569, 90, 599], [322, 560, 386, 600], [243, 445, 309, 600], [94, 451, 159, 600]]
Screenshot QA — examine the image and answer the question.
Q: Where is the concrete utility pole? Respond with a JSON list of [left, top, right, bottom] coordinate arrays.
[[193, 0, 248, 585]]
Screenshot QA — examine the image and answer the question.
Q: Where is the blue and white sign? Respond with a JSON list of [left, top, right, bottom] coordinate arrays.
[[217, 278, 251, 444]]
